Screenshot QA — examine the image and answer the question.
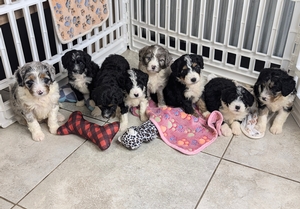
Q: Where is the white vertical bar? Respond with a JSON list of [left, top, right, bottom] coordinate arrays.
[[224, 0, 233, 46], [0, 29, 13, 78], [8, 11, 25, 66], [252, 0, 265, 54], [238, 0, 250, 50], [108, 0, 113, 43], [23, 6, 39, 61], [36, 2, 54, 59]]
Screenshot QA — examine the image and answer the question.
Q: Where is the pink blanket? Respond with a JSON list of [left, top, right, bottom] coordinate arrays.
[[133, 101, 223, 155]]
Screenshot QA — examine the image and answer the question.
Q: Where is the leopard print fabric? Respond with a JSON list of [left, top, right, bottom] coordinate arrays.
[[118, 120, 158, 150]]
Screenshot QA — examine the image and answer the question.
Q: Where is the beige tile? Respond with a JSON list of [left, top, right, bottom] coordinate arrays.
[[122, 50, 139, 68], [0, 109, 90, 203], [197, 160, 300, 209], [19, 137, 220, 209], [0, 198, 14, 209], [223, 115, 300, 181]]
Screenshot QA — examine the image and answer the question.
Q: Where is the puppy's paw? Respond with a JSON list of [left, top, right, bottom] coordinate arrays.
[[221, 124, 232, 137], [202, 111, 210, 118], [32, 131, 45, 141], [270, 125, 283, 135], [255, 124, 266, 134], [91, 106, 101, 117], [140, 114, 148, 122], [76, 100, 85, 107], [89, 99, 95, 107], [49, 124, 59, 134], [231, 122, 241, 135], [119, 122, 128, 132], [231, 126, 241, 135]]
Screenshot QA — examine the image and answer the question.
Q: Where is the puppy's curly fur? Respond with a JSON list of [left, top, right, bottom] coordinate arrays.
[[138, 44, 172, 106], [10, 61, 65, 141], [123, 68, 149, 122], [91, 54, 130, 130], [197, 77, 254, 136], [163, 54, 204, 116], [254, 68, 296, 135], [61, 49, 99, 107]]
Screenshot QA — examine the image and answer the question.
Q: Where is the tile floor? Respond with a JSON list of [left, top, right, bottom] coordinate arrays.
[[1, 50, 300, 209]]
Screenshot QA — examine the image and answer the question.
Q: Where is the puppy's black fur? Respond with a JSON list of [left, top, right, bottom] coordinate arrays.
[[202, 77, 254, 114], [163, 54, 204, 116], [61, 49, 99, 102], [254, 68, 296, 134], [92, 54, 130, 119]]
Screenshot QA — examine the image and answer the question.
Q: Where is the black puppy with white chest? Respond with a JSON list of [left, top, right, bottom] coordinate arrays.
[[254, 68, 296, 135], [197, 77, 254, 136], [163, 54, 205, 117], [91, 54, 130, 131], [61, 49, 99, 107]]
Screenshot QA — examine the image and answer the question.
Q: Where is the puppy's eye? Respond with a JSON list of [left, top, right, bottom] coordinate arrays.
[[44, 78, 50, 83], [26, 80, 34, 88], [159, 59, 165, 64], [145, 56, 151, 62]]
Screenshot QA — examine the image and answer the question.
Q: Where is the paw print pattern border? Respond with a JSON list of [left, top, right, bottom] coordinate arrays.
[[49, 0, 109, 44]]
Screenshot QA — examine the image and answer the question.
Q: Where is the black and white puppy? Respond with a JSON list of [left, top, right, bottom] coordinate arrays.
[[139, 44, 172, 106], [254, 68, 296, 135], [10, 61, 65, 141], [91, 54, 130, 130], [61, 49, 99, 107], [197, 77, 254, 136], [163, 54, 204, 117], [123, 68, 149, 122]]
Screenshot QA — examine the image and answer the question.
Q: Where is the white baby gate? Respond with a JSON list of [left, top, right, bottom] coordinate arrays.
[[0, 0, 300, 128]]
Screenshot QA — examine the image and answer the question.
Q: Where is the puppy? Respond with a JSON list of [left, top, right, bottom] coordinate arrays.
[[91, 54, 130, 130], [163, 54, 205, 116], [10, 61, 65, 141], [123, 68, 149, 122], [138, 44, 172, 106], [254, 68, 296, 135], [197, 77, 254, 136], [61, 49, 99, 107]]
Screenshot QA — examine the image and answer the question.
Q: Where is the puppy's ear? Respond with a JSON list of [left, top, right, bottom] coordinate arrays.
[[195, 55, 204, 69], [164, 49, 173, 67], [281, 77, 296, 96], [83, 52, 92, 64], [138, 70, 149, 84], [170, 58, 179, 73], [15, 66, 26, 87], [138, 46, 148, 62], [242, 87, 254, 107], [61, 50, 75, 69], [43, 62, 56, 82]]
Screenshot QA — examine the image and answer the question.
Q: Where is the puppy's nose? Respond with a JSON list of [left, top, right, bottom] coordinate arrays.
[[37, 90, 44, 95], [191, 78, 196, 83], [151, 65, 156, 70], [134, 93, 139, 97], [235, 105, 240, 110], [262, 97, 267, 101]]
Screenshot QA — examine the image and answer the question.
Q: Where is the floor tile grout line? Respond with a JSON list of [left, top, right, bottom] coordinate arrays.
[[193, 135, 235, 209], [222, 158, 300, 184], [14, 140, 88, 207]]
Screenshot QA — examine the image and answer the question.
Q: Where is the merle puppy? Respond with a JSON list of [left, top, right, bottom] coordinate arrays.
[[197, 77, 254, 136], [61, 49, 99, 107], [163, 54, 204, 117], [91, 54, 130, 130], [254, 68, 296, 135]]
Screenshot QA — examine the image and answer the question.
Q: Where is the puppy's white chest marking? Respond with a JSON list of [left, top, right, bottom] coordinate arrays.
[[148, 71, 167, 93], [19, 82, 59, 121], [184, 78, 204, 103], [265, 95, 295, 112], [125, 97, 146, 107], [70, 73, 91, 94]]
